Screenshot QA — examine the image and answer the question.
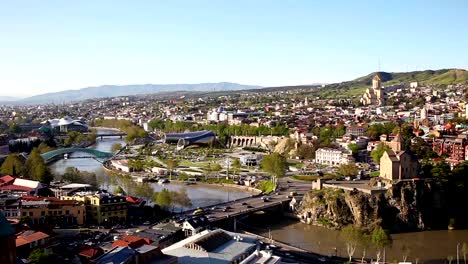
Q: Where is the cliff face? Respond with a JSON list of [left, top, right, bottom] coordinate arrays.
[[299, 181, 446, 231]]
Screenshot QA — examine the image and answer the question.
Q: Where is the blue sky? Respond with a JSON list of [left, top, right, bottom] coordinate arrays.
[[1, 0, 467, 97]]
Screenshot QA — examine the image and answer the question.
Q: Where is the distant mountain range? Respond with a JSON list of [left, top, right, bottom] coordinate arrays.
[[14, 82, 262, 104], [0, 96, 22, 101], [2, 69, 467, 104]]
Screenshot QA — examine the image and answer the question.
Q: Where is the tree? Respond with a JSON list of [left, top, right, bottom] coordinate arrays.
[[431, 161, 452, 180], [297, 144, 316, 160], [359, 232, 371, 264], [401, 243, 411, 263], [371, 227, 392, 263], [261, 152, 287, 186], [114, 186, 126, 195], [59, 167, 98, 187], [128, 159, 144, 172], [166, 159, 179, 181], [371, 143, 390, 163], [111, 143, 123, 152], [348, 143, 359, 157], [231, 158, 241, 178], [212, 163, 223, 180], [448, 255, 454, 264], [173, 188, 192, 211], [28, 249, 54, 264], [36, 142, 53, 154], [337, 163, 359, 177], [341, 225, 363, 262], [155, 188, 172, 209], [462, 242, 467, 264], [9, 123, 21, 134], [0, 154, 24, 176], [134, 183, 153, 201], [25, 149, 53, 183]]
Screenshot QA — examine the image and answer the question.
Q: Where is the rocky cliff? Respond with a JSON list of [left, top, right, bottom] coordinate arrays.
[[298, 181, 447, 231]]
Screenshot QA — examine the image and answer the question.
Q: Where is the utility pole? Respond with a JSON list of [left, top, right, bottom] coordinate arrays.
[[457, 242, 460, 264]]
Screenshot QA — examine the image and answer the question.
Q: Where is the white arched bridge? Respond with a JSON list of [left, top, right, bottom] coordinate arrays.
[[40, 148, 115, 163]]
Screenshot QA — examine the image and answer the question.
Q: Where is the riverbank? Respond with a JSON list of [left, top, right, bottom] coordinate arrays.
[[102, 164, 262, 196], [91, 127, 122, 132]]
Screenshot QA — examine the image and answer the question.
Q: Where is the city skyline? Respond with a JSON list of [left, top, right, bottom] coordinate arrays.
[[1, 0, 468, 97]]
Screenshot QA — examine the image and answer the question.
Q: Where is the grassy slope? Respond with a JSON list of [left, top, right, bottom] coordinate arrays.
[[320, 69, 467, 98]]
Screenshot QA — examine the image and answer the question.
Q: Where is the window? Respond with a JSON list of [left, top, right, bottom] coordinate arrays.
[[65, 210, 69, 215], [78, 210, 80, 214], [29, 212, 33, 216], [41, 211, 45, 216], [22, 212, 26, 216]]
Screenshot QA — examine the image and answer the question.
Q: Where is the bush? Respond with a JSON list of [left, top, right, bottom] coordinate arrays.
[[257, 180, 275, 193]]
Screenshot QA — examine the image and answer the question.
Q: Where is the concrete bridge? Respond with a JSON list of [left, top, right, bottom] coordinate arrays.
[[40, 148, 115, 163], [93, 132, 127, 140], [181, 194, 292, 232]]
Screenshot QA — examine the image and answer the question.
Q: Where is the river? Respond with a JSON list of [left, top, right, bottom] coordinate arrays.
[[49, 129, 468, 263], [49, 129, 253, 210], [244, 209, 468, 263]]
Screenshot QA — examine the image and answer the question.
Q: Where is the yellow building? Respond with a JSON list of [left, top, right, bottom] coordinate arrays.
[[62, 192, 127, 225], [20, 198, 85, 226], [361, 74, 385, 106]]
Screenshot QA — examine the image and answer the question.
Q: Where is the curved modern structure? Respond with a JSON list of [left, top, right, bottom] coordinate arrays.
[[163, 130, 216, 150], [41, 117, 89, 134]]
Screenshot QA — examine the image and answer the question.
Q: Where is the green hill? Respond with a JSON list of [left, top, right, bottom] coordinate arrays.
[[322, 69, 468, 98]]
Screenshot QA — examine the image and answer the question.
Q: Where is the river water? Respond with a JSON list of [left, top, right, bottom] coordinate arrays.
[[49, 129, 468, 262], [245, 209, 468, 263], [49, 129, 252, 210]]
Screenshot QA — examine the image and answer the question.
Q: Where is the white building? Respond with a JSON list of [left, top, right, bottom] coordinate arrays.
[[315, 148, 353, 166], [162, 229, 280, 264]]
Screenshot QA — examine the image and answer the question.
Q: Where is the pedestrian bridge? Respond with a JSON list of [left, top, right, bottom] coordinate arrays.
[[41, 148, 114, 163]]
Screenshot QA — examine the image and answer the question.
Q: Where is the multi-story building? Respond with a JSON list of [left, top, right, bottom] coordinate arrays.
[[432, 134, 468, 165], [346, 125, 367, 137], [315, 148, 354, 166], [62, 191, 127, 225], [0, 195, 20, 219], [19, 197, 85, 225]]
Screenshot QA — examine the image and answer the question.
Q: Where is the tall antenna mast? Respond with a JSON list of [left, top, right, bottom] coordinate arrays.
[[378, 57, 381, 72]]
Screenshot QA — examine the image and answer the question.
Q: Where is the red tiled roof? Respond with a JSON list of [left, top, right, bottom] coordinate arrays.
[[112, 236, 149, 249], [126, 196, 142, 204], [79, 247, 103, 258], [0, 185, 33, 192], [0, 175, 15, 186], [21, 196, 46, 201], [122, 235, 151, 244], [16, 231, 49, 247]]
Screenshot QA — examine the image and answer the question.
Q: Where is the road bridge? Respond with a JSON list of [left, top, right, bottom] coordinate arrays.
[[94, 133, 127, 140]]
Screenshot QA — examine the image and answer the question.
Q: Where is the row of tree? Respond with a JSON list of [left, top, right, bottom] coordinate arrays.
[[63, 130, 96, 147], [341, 225, 392, 263], [0, 149, 53, 183], [92, 118, 147, 143]]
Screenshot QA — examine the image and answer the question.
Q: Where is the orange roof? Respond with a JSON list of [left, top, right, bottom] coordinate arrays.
[[16, 231, 49, 247], [0, 175, 15, 185], [112, 236, 149, 249], [79, 247, 102, 258]]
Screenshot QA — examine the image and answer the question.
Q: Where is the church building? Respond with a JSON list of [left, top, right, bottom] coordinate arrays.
[[360, 74, 385, 106]]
